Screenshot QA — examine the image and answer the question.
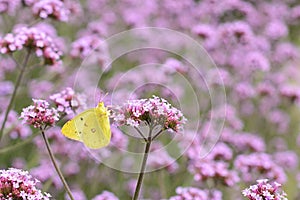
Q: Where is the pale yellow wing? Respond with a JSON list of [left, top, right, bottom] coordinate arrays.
[[81, 102, 111, 149], [61, 109, 94, 141]]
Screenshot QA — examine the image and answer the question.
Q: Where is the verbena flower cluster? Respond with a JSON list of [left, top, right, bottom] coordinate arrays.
[[242, 179, 288, 200], [70, 35, 104, 59], [0, 26, 62, 65], [110, 95, 186, 132], [31, 0, 70, 22], [92, 191, 119, 200], [169, 187, 222, 200], [1, 0, 300, 199], [50, 87, 86, 116], [1, 111, 32, 139], [20, 99, 59, 129], [235, 153, 286, 183], [0, 168, 51, 200]]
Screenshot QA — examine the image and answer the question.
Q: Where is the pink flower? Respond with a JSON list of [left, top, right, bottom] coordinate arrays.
[[170, 187, 222, 200], [242, 179, 287, 200], [92, 191, 119, 200], [0, 168, 51, 199], [32, 0, 70, 22], [110, 96, 186, 132], [0, 26, 63, 66], [20, 99, 59, 129], [188, 159, 240, 187], [70, 35, 109, 68], [234, 153, 286, 183], [0, 0, 21, 15], [50, 87, 86, 117]]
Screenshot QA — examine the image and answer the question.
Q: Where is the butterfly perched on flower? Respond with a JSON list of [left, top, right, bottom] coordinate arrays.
[[61, 102, 111, 149]]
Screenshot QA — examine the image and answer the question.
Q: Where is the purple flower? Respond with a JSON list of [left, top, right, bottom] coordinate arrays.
[[65, 188, 86, 200], [0, 26, 63, 66], [32, 0, 70, 22], [290, 5, 300, 23], [30, 159, 63, 189], [50, 87, 86, 117], [273, 151, 298, 170], [20, 99, 59, 129], [70, 35, 106, 58], [170, 187, 222, 200], [110, 126, 129, 149], [279, 84, 300, 103], [244, 51, 270, 72], [234, 153, 286, 183], [188, 159, 239, 187], [274, 43, 299, 63], [29, 80, 54, 99], [111, 95, 186, 132], [234, 82, 256, 99], [1, 110, 33, 139], [206, 142, 233, 161], [162, 58, 188, 74], [0, 0, 21, 15], [0, 168, 51, 199], [267, 110, 289, 134], [242, 179, 288, 200], [92, 191, 119, 200], [222, 131, 266, 152], [0, 33, 23, 54], [192, 24, 218, 49], [70, 35, 109, 68], [218, 21, 254, 46], [264, 20, 288, 40], [147, 142, 178, 173]]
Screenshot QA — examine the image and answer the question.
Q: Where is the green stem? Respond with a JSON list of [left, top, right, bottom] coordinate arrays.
[[41, 130, 74, 200], [134, 127, 147, 142], [0, 132, 39, 154], [133, 126, 153, 200], [0, 50, 31, 141], [151, 129, 164, 141], [133, 139, 152, 200]]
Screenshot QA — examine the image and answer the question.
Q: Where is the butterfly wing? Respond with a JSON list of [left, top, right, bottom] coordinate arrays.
[[61, 109, 94, 142], [61, 102, 111, 149], [81, 103, 111, 149]]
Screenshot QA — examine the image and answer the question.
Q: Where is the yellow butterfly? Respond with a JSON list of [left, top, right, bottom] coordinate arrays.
[[61, 102, 111, 149]]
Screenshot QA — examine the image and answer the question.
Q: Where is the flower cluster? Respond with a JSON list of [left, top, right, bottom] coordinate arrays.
[[0, 0, 20, 15], [234, 153, 286, 183], [242, 179, 288, 200], [169, 187, 222, 200], [0, 26, 62, 65], [20, 99, 59, 129], [221, 130, 266, 152], [50, 87, 86, 117], [70, 35, 109, 68], [188, 159, 240, 187], [31, 0, 70, 22], [0, 168, 51, 200], [0, 111, 32, 139], [70, 35, 104, 59], [111, 96, 186, 132], [92, 191, 119, 200]]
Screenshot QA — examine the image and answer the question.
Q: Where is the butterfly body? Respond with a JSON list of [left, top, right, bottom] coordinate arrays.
[[61, 102, 111, 149]]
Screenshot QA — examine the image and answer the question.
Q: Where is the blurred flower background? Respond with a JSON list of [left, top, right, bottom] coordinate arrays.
[[0, 0, 300, 199]]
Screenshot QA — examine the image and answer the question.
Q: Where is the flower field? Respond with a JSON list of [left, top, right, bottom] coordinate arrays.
[[0, 0, 299, 199]]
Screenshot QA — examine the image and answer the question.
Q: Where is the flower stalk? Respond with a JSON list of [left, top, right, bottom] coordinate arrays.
[[110, 96, 186, 200], [133, 126, 154, 200], [0, 50, 31, 141], [41, 129, 74, 200]]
